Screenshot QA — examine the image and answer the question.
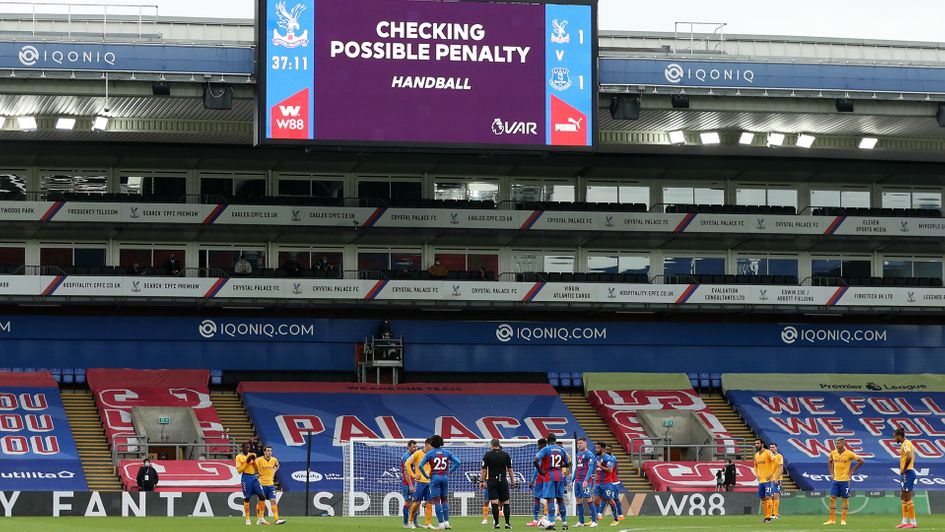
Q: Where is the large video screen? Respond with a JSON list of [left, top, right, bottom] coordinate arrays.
[[257, 0, 596, 149]]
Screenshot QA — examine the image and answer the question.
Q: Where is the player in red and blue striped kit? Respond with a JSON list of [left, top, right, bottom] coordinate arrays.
[[534, 433, 571, 530], [570, 437, 597, 527], [593, 441, 619, 526], [419, 435, 462, 530]]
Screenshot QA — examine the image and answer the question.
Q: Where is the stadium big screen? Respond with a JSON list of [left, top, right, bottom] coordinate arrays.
[[256, 0, 596, 149]]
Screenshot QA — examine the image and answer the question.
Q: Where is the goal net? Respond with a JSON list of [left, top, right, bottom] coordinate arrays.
[[343, 438, 577, 518]]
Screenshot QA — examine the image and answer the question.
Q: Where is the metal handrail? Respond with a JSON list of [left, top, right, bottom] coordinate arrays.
[[111, 434, 238, 466], [627, 436, 750, 470]]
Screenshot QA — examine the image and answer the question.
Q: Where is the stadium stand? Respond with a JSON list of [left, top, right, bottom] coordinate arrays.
[[642, 461, 757, 492], [117, 459, 240, 492], [726, 373, 945, 491], [238, 382, 582, 491], [87, 369, 229, 456], [0, 371, 87, 490]]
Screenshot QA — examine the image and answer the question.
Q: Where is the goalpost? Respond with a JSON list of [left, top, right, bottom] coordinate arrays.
[[343, 438, 577, 518]]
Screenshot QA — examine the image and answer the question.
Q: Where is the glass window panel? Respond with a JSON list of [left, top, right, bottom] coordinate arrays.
[[511, 253, 541, 273], [200, 178, 231, 196], [391, 253, 421, 271], [120, 176, 143, 195], [40, 248, 72, 267], [768, 259, 799, 277], [587, 186, 618, 204], [812, 259, 841, 277], [768, 189, 798, 208], [358, 181, 389, 199], [467, 182, 499, 203], [278, 180, 310, 196], [544, 255, 575, 273], [120, 249, 151, 267], [694, 257, 724, 274], [913, 192, 942, 209], [0, 247, 24, 267], [694, 188, 724, 205], [511, 184, 542, 202], [811, 190, 841, 208], [619, 186, 650, 206], [618, 256, 650, 274], [737, 257, 765, 276], [915, 261, 943, 279], [587, 255, 618, 273], [663, 187, 694, 206], [735, 189, 766, 206], [549, 185, 575, 202], [0, 174, 26, 195], [468, 253, 498, 273], [663, 257, 694, 276], [882, 192, 911, 209], [234, 179, 265, 198], [41, 174, 107, 194], [357, 253, 388, 271], [841, 190, 870, 208], [435, 253, 466, 272], [434, 182, 467, 200], [152, 177, 185, 198], [74, 248, 105, 267], [390, 181, 422, 200], [312, 180, 343, 198], [883, 260, 911, 278], [842, 259, 871, 278]]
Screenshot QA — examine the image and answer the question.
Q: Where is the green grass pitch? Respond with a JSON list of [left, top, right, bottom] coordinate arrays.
[[4, 516, 945, 531]]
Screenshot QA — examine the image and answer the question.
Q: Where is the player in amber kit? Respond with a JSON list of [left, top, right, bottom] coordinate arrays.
[[823, 437, 864, 526], [895, 427, 918, 529], [753, 439, 778, 524], [769, 443, 784, 519], [255, 445, 286, 525], [407, 438, 435, 529], [236, 442, 267, 526]]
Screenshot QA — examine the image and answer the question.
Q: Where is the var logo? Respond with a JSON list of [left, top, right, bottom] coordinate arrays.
[[270, 88, 309, 140]]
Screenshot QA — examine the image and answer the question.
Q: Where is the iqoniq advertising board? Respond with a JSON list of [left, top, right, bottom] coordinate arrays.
[[257, 0, 596, 149]]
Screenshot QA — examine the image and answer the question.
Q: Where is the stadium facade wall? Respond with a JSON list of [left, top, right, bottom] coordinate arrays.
[[0, 316, 943, 373]]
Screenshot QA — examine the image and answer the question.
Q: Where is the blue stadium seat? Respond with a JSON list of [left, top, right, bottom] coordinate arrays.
[[210, 369, 223, 385], [571, 372, 583, 389], [24, 368, 36, 373], [50, 369, 62, 383], [63, 372, 74, 384], [560, 375, 572, 388], [687, 372, 699, 389], [12, 368, 24, 373], [547, 372, 560, 387], [698, 372, 710, 391], [710, 373, 722, 389], [75, 368, 86, 384]]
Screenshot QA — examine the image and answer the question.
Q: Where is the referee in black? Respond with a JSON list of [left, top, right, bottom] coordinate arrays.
[[481, 438, 516, 529]]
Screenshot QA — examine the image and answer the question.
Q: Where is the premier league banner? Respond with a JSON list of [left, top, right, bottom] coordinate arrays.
[[728, 390, 945, 491], [258, 0, 596, 148], [238, 382, 582, 491], [0, 372, 87, 491]]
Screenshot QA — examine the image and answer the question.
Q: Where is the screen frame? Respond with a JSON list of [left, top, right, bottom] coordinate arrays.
[[254, 0, 598, 152]]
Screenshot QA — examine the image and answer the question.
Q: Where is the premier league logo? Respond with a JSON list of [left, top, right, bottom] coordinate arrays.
[[549, 67, 572, 91], [450, 213, 460, 225], [292, 209, 301, 222], [131, 281, 141, 293], [550, 19, 570, 44], [272, 1, 309, 48], [129, 207, 140, 219]]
